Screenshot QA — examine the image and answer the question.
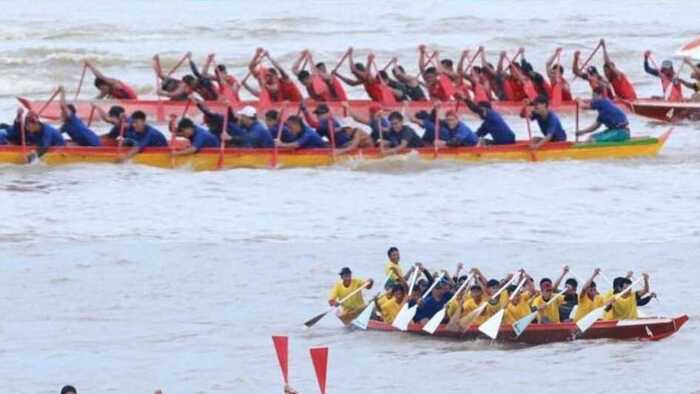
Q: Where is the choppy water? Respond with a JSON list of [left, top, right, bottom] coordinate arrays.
[[1, 1, 700, 393]]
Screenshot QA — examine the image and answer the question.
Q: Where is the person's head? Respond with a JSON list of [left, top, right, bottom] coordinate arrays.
[[603, 62, 615, 80], [551, 64, 565, 76], [131, 110, 147, 133], [532, 72, 545, 88], [25, 114, 42, 133], [540, 278, 553, 295], [592, 86, 606, 99], [387, 247, 400, 263], [424, 66, 438, 84], [533, 95, 549, 116], [470, 284, 483, 300], [93, 77, 111, 95], [472, 65, 482, 75], [392, 283, 406, 303], [661, 60, 674, 76], [392, 65, 406, 80], [61, 385, 77, 394], [434, 279, 449, 298], [316, 62, 327, 73], [612, 276, 626, 293], [265, 69, 279, 86], [378, 70, 390, 81], [182, 75, 197, 88], [216, 64, 228, 74], [264, 109, 280, 130], [352, 63, 366, 78], [388, 111, 404, 131], [486, 279, 500, 296], [445, 110, 459, 129], [236, 106, 257, 127], [339, 267, 352, 285], [286, 115, 305, 135], [162, 77, 179, 92], [586, 65, 599, 77], [619, 277, 633, 297], [440, 59, 454, 70], [108, 105, 125, 123], [585, 281, 598, 298], [506, 284, 521, 303], [177, 117, 196, 137], [565, 278, 578, 293], [312, 104, 330, 120], [297, 70, 311, 86]]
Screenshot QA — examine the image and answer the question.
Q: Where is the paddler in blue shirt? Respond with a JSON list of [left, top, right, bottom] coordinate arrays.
[[24, 111, 65, 162], [576, 86, 630, 143], [92, 104, 127, 144], [0, 108, 25, 145], [171, 117, 220, 156], [275, 115, 325, 149], [227, 106, 275, 148], [464, 98, 516, 145], [116, 111, 167, 163], [522, 95, 567, 149], [57, 86, 101, 147], [264, 110, 294, 142]]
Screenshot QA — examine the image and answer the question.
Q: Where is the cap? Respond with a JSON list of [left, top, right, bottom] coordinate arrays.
[[661, 60, 673, 69], [236, 105, 256, 118], [313, 104, 330, 115], [338, 267, 352, 276]]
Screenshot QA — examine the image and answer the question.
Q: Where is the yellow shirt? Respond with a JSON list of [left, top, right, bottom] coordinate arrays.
[[377, 293, 391, 308], [446, 298, 460, 319], [503, 293, 532, 325], [384, 261, 403, 281], [608, 293, 638, 320], [379, 298, 402, 324], [461, 298, 488, 325], [531, 294, 564, 323], [574, 293, 604, 322], [328, 278, 366, 312]]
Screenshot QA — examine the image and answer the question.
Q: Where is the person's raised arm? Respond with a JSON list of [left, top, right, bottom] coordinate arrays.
[[546, 48, 562, 80], [418, 45, 429, 74], [572, 51, 586, 79], [249, 48, 265, 74], [189, 55, 204, 80], [676, 77, 696, 90], [637, 273, 650, 298], [497, 51, 508, 75], [457, 50, 470, 77], [152, 55, 167, 80], [643, 50, 659, 77], [601, 39, 621, 77], [580, 268, 601, 294], [552, 265, 569, 291], [57, 85, 70, 118], [341, 102, 369, 125], [91, 104, 114, 125], [291, 50, 308, 76], [265, 51, 291, 80]]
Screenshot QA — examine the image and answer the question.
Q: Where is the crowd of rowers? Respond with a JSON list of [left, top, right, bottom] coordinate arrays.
[[3, 40, 698, 161], [328, 248, 656, 328]]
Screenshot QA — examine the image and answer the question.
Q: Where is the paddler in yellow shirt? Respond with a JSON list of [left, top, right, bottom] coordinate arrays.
[[384, 246, 404, 286], [574, 268, 605, 322], [503, 275, 534, 325], [604, 273, 650, 320], [375, 283, 407, 324], [531, 266, 569, 323], [328, 267, 374, 324]]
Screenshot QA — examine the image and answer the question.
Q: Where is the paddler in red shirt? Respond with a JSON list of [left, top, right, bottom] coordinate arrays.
[[334, 48, 400, 103], [84, 60, 138, 99], [546, 48, 573, 102], [644, 50, 683, 101], [573, 52, 614, 99], [292, 50, 336, 101], [418, 45, 454, 101], [600, 39, 637, 100]]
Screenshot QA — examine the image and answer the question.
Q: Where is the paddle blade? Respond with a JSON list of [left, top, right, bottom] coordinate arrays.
[[422, 308, 446, 335], [459, 304, 486, 331], [512, 311, 537, 337], [304, 309, 331, 328], [478, 309, 505, 340], [351, 303, 374, 330], [271, 336, 289, 384], [16, 97, 33, 111], [310, 347, 329, 394], [391, 304, 416, 331], [576, 306, 605, 334]]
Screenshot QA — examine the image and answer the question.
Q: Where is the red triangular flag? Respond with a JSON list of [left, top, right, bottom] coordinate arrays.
[[310, 347, 328, 394], [272, 336, 289, 384]]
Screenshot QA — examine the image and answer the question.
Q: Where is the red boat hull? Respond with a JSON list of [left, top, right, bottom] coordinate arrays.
[[366, 315, 688, 345], [629, 99, 700, 122]]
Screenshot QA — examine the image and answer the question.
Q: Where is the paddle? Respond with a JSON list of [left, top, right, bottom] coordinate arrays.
[[304, 280, 371, 328], [352, 274, 392, 330], [332, 49, 351, 74], [170, 99, 192, 168], [217, 104, 230, 170], [309, 347, 329, 394], [328, 110, 337, 161], [478, 276, 527, 340], [271, 106, 286, 168], [389, 266, 423, 330], [512, 288, 567, 337], [575, 100, 580, 143], [271, 336, 289, 385], [167, 52, 189, 77], [392, 271, 446, 331], [422, 272, 474, 334], [573, 41, 603, 82], [433, 106, 439, 158], [37, 87, 60, 117], [576, 277, 644, 334], [74, 62, 87, 101], [458, 273, 519, 332], [525, 113, 537, 162], [86, 106, 96, 127]]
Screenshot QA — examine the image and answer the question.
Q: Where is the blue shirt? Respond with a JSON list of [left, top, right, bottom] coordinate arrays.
[[61, 113, 101, 146], [314, 118, 341, 141], [444, 121, 478, 146], [129, 125, 167, 151], [189, 126, 220, 151], [28, 123, 65, 149], [293, 126, 325, 148], [4, 121, 22, 144], [229, 120, 274, 148], [387, 126, 424, 148], [591, 98, 628, 129], [0, 130, 7, 145], [476, 109, 516, 145], [530, 111, 567, 142], [420, 119, 450, 144], [413, 292, 453, 323], [268, 123, 294, 143], [369, 117, 390, 142]]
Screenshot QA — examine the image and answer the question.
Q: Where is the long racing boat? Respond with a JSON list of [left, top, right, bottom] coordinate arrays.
[[628, 99, 700, 122], [366, 314, 688, 345], [0, 129, 672, 170]]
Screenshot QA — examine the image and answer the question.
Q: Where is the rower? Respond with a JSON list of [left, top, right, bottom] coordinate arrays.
[[197, 54, 241, 101], [334, 48, 400, 102], [604, 273, 650, 320], [414, 278, 453, 324], [153, 54, 190, 101], [85, 60, 138, 99], [440, 109, 478, 147], [171, 118, 220, 156], [644, 51, 682, 101], [24, 111, 65, 162], [502, 49, 538, 101], [300, 103, 340, 145], [375, 283, 406, 324], [92, 105, 126, 144], [479, 49, 507, 101], [0, 109, 28, 145], [384, 247, 404, 285], [265, 51, 304, 101], [275, 115, 325, 149], [675, 58, 700, 101], [531, 266, 569, 323], [460, 55, 492, 103], [116, 111, 167, 163], [418, 45, 454, 101], [559, 278, 578, 322], [573, 52, 614, 98], [187, 53, 219, 100], [333, 118, 374, 154], [522, 95, 567, 149], [464, 99, 516, 145], [228, 106, 274, 148], [503, 278, 534, 325], [601, 40, 638, 100], [342, 102, 389, 145], [264, 110, 293, 142], [576, 86, 630, 143], [573, 268, 604, 322], [379, 70, 409, 101], [391, 65, 428, 101], [459, 283, 489, 326], [57, 86, 101, 147], [292, 50, 334, 101], [380, 111, 424, 155], [193, 99, 235, 141], [545, 48, 573, 102], [246, 49, 303, 102], [328, 267, 374, 323]]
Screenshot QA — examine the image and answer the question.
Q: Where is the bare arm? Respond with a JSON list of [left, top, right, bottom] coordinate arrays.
[[291, 50, 308, 76], [265, 52, 291, 80], [57, 86, 69, 118], [572, 51, 586, 79], [341, 102, 370, 125], [418, 45, 428, 74], [580, 268, 601, 293], [552, 265, 569, 291], [546, 48, 562, 80], [152, 55, 167, 80], [637, 273, 650, 298]]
